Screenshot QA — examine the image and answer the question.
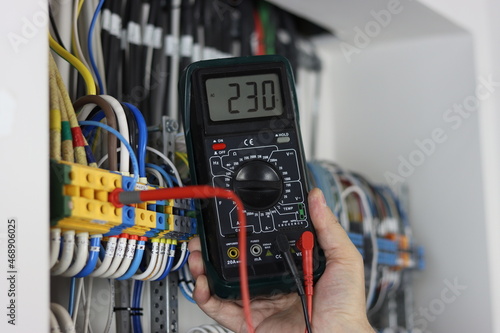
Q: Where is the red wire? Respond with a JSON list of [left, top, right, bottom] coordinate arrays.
[[253, 10, 265, 55], [298, 231, 315, 331], [119, 185, 255, 333]]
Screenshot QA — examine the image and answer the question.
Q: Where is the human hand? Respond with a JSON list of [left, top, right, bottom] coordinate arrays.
[[188, 188, 374, 332]]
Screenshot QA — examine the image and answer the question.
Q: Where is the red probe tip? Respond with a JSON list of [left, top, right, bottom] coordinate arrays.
[[297, 231, 314, 252]]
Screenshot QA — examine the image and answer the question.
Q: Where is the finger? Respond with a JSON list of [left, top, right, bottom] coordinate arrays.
[[188, 249, 205, 279], [188, 236, 201, 253], [193, 274, 246, 332], [308, 188, 361, 264]]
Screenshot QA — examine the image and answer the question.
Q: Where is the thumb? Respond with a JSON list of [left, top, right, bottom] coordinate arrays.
[[308, 188, 362, 264]]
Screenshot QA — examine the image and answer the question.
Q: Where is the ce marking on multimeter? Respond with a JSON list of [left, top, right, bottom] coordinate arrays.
[[243, 138, 255, 146]]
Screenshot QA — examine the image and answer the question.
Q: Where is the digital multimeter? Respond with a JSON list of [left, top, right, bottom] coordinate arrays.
[[181, 55, 324, 299]]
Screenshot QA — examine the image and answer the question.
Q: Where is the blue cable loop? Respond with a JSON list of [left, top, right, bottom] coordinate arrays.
[[88, 0, 106, 94], [74, 235, 102, 278], [145, 163, 174, 188], [123, 103, 147, 178], [116, 239, 147, 280], [79, 120, 139, 189], [155, 244, 177, 281]]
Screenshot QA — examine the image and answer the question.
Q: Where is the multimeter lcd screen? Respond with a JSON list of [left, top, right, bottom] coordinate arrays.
[[206, 73, 284, 121]]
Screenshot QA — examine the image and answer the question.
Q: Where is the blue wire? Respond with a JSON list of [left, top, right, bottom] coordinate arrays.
[[123, 103, 147, 178], [79, 121, 139, 189], [81, 111, 104, 137], [145, 163, 174, 188], [179, 283, 196, 303], [74, 235, 102, 278], [116, 239, 147, 280], [155, 244, 176, 281], [172, 249, 189, 272], [82, 111, 105, 146], [132, 280, 143, 333], [68, 277, 76, 317], [88, 0, 106, 94], [99, 243, 106, 261]]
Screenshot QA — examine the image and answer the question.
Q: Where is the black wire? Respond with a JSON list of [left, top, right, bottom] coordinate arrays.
[[300, 294, 313, 333], [275, 234, 313, 333], [49, 6, 66, 50]]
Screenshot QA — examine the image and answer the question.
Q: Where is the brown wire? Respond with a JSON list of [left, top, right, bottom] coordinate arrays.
[[73, 96, 119, 171]]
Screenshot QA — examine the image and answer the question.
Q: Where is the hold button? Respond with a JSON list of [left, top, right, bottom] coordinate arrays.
[[277, 137, 290, 144]]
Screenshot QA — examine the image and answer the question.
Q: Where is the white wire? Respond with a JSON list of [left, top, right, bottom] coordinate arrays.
[[51, 302, 76, 333], [340, 185, 373, 234], [146, 146, 183, 186], [144, 241, 166, 280], [50, 228, 62, 268], [340, 184, 378, 310], [61, 232, 90, 277], [168, 0, 182, 121], [103, 280, 115, 333], [50, 310, 63, 333], [83, 277, 94, 333], [90, 236, 118, 277], [76, 97, 131, 174], [150, 241, 175, 281], [71, 0, 93, 79], [93, 6, 107, 93], [171, 242, 188, 271], [181, 264, 195, 291], [51, 230, 75, 275], [201, 325, 220, 333], [72, 278, 84, 323], [101, 95, 131, 174], [368, 267, 389, 316], [146, 167, 166, 187], [133, 241, 160, 280], [100, 236, 128, 278], [179, 265, 194, 299], [186, 328, 209, 333], [97, 146, 183, 186], [109, 238, 137, 279]]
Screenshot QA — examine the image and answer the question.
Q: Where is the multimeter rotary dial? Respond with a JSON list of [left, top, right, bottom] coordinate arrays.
[[232, 160, 283, 210]]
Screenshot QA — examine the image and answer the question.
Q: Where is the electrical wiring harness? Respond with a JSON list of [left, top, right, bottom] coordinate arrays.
[[307, 161, 425, 330]]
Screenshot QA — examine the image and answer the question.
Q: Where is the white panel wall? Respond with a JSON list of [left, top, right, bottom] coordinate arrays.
[[0, 1, 49, 332], [312, 29, 492, 333]]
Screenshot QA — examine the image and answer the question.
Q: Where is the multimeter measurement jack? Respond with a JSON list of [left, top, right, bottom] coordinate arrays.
[[181, 55, 325, 299]]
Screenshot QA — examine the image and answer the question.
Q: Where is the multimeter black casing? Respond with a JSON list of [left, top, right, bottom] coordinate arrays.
[[181, 55, 325, 299]]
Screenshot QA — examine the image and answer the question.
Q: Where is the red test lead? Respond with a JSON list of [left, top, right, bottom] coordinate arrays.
[[108, 185, 255, 333], [297, 231, 315, 322]]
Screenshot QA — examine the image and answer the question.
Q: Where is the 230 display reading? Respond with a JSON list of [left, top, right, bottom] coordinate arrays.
[[206, 73, 284, 121]]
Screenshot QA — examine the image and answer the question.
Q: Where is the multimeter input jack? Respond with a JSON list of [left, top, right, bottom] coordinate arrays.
[[250, 244, 263, 257], [227, 247, 240, 259]]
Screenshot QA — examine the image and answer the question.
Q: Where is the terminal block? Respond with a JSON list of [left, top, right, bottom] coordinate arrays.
[[50, 160, 197, 239]]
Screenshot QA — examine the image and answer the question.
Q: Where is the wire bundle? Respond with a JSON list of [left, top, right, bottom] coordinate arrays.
[[307, 160, 420, 331]]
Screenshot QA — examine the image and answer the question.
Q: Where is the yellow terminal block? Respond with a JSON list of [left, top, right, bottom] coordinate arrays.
[[51, 160, 198, 238]]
